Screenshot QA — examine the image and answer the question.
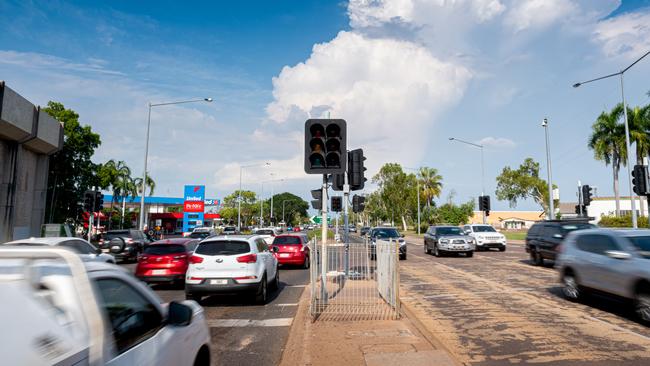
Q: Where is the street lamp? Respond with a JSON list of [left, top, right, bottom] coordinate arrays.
[[403, 167, 422, 235], [541, 118, 555, 220], [238, 162, 270, 232], [449, 137, 486, 224], [282, 200, 289, 226], [573, 50, 650, 228], [139, 97, 212, 230]]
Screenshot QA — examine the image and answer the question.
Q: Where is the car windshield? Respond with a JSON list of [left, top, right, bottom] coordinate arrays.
[[223, 227, 236, 232], [257, 230, 274, 235], [437, 227, 463, 235], [196, 240, 250, 256], [144, 245, 186, 255], [625, 236, 650, 259], [189, 232, 210, 239], [561, 223, 595, 233], [473, 226, 496, 233], [273, 236, 302, 245], [372, 228, 400, 238]]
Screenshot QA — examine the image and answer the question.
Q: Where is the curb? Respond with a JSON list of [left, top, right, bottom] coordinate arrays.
[[278, 284, 311, 366], [400, 299, 464, 366]]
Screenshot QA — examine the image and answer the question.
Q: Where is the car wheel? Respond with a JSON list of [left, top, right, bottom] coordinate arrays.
[[271, 268, 280, 290], [532, 249, 544, 266], [186, 293, 202, 303], [636, 292, 650, 323], [466, 251, 474, 258], [255, 274, 268, 304], [433, 245, 440, 257], [499, 247, 506, 252], [562, 272, 581, 301], [424, 243, 430, 255], [303, 256, 310, 269]]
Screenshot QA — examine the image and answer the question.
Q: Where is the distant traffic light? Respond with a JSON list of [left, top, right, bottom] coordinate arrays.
[[581, 185, 593, 206], [575, 204, 586, 215], [94, 191, 104, 212], [348, 149, 367, 191], [632, 165, 649, 195], [478, 195, 490, 215], [331, 196, 342, 212], [352, 194, 365, 213], [83, 190, 94, 212], [311, 189, 322, 210], [304, 119, 347, 174]]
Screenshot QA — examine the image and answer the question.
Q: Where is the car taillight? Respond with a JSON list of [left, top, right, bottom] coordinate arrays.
[[189, 255, 204, 264], [139, 256, 149, 262], [236, 253, 257, 263]]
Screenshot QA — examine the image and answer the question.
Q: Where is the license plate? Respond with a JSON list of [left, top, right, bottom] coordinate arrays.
[[101, 249, 110, 253], [152, 269, 166, 275], [210, 279, 228, 285], [280, 253, 291, 258]]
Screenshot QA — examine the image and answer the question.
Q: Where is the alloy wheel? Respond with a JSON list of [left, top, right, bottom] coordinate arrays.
[[636, 293, 650, 322], [563, 274, 580, 301]]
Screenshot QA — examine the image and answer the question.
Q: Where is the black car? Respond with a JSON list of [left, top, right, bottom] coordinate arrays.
[[99, 229, 152, 262], [360, 227, 371, 236], [525, 219, 595, 266], [368, 227, 407, 260]]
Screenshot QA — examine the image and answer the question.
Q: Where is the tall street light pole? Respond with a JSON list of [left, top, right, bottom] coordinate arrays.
[[449, 137, 486, 224], [238, 162, 270, 232], [542, 118, 555, 220], [139, 97, 212, 230], [573, 50, 650, 229]]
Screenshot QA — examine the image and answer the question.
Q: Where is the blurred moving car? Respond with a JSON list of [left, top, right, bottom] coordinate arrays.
[[189, 227, 216, 240], [557, 228, 650, 322], [463, 224, 507, 251], [424, 225, 475, 257], [360, 226, 371, 236], [99, 229, 152, 263], [368, 227, 407, 260], [0, 247, 211, 366], [135, 238, 199, 285], [270, 234, 310, 268], [3, 236, 115, 263], [526, 220, 595, 266], [185, 235, 280, 304], [348, 226, 357, 233], [255, 227, 280, 245], [222, 226, 239, 235]]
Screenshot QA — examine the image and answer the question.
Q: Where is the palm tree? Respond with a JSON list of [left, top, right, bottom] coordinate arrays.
[[418, 167, 443, 208], [628, 105, 650, 216], [588, 103, 627, 216]]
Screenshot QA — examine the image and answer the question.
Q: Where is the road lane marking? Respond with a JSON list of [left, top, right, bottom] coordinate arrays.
[[208, 318, 294, 327], [584, 315, 650, 342], [286, 285, 307, 288], [273, 303, 298, 306]]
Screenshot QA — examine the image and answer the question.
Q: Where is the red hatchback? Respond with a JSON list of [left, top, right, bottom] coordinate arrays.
[[270, 234, 310, 268], [135, 238, 199, 284]]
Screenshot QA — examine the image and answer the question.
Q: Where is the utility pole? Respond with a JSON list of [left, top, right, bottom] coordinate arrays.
[[343, 155, 350, 276], [321, 174, 328, 301], [542, 118, 555, 220], [578, 180, 583, 217]]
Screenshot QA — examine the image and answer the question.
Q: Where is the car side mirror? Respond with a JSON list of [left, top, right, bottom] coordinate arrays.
[[553, 234, 563, 239], [168, 301, 193, 326], [605, 250, 631, 260]]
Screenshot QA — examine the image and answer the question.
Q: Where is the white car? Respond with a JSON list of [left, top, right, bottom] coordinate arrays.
[[4, 236, 116, 263], [255, 227, 280, 245], [462, 224, 507, 251], [185, 235, 280, 304], [0, 247, 211, 366]]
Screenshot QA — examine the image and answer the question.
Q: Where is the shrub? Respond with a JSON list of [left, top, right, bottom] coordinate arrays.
[[598, 215, 648, 228]]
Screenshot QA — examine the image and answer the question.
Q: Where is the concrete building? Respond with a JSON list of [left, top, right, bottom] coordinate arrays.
[[0, 81, 63, 242], [469, 211, 545, 229], [560, 196, 648, 224]]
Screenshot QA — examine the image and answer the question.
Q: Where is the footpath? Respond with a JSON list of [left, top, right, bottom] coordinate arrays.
[[279, 278, 460, 366]]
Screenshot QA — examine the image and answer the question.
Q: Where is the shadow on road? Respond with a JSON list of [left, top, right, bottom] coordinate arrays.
[[518, 259, 556, 269]]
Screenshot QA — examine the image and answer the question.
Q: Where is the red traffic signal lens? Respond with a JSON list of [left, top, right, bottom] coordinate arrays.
[[310, 124, 325, 138]]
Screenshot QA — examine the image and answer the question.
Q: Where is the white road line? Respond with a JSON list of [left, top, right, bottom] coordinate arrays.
[[286, 285, 307, 288], [584, 315, 650, 342], [208, 318, 294, 328], [273, 303, 298, 306]]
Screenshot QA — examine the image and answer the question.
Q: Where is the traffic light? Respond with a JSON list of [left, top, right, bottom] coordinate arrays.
[[94, 191, 104, 212], [83, 190, 94, 212], [478, 196, 490, 212], [331, 196, 342, 212], [311, 189, 322, 210], [331, 173, 345, 191], [348, 148, 367, 191], [632, 165, 649, 195], [575, 204, 586, 215], [581, 185, 593, 206], [352, 194, 365, 213], [304, 119, 347, 174]]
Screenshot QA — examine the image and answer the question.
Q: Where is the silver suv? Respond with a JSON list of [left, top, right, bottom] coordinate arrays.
[[557, 228, 650, 322]]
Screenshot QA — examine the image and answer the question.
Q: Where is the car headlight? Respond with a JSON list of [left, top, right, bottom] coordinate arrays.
[[468, 239, 475, 244], [439, 239, 449, 244]]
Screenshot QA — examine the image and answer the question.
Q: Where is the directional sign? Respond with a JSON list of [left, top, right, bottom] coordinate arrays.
[[310, 215, 331, 224]]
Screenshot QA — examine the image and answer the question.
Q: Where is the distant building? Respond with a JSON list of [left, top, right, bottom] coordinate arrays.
[[560, 196, 648, 224], [469, 211, 545, 229]]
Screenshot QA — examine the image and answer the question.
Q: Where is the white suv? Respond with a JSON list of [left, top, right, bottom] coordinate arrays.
[[185, 235, 279, 304], [463, 224, 507, 251]]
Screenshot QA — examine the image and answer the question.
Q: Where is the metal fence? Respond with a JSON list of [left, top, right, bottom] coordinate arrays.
[[309, 237, 400, 321]]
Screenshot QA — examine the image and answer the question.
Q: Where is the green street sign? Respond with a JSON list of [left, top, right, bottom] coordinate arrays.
[[310, 215, 331, 224]]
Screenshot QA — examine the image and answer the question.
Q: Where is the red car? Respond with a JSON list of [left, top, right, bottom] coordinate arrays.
[[135, 238, 199, 284], [269, 234, 310, 268]]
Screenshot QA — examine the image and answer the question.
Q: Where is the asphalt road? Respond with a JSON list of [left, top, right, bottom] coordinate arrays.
[[400, 239, 650, 365], [121, 260, 309, 366]]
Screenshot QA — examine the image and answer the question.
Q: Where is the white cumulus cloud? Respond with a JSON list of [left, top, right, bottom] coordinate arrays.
[[593, 9, 650, 60]]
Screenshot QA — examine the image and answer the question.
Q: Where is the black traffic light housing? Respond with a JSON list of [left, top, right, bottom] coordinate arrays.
[[94, 191, 104, 212], [83, 190, 94, 212], [304, 119, 347, 174], [632, 165, 649, 196], [311, 189, 322, 210], [478, 195, 490, 215], [331, 196, 342, 212], [581, 185, 593, 206], [352, 194, 365, 213], [331, 173, 345, 191], [348, 148, 367, 191], [575, 204, 586, 215]]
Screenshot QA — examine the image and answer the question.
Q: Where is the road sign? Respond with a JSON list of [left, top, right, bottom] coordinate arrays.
[[310, 215, 331, 224]]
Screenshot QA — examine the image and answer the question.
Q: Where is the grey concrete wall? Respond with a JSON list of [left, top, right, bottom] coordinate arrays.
[[0, 81, 62, 242]]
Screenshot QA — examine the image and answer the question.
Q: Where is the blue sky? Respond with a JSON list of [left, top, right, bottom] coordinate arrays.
[[1, 0, 650, 213]]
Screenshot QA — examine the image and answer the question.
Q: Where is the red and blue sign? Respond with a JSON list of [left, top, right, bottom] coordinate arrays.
[[183, 185, 205, 232]]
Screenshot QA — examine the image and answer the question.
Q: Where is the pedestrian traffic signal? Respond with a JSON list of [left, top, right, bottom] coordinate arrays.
[[311, 189, 322, 210], [348, 148, 367, 191], [304, 119, 347, 174], [331, 196, 342, 212], [632, 165, 649, 195], [352, 194, 365, 213], [478, 195, 490, 214], [83, 190, 94, 212], [94, 191, 104, 212], [581, 185, 593, 206]]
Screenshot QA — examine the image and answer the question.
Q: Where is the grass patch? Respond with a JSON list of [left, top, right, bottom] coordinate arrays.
[[504, 231, 527, 240]]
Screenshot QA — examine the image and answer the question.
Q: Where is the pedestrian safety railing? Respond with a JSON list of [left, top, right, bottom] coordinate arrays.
[[308, 237, 400, 321]]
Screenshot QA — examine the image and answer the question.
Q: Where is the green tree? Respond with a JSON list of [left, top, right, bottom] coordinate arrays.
[[44, 101, 101, 223], [372, 163, 418, 230], [434, 200, 475, 225], [495, 158, 558, 215], [267, 192, 309, 226], [418, 167, 443, 208], [222, 190, 258, 226], [588, 104, 627, 216]]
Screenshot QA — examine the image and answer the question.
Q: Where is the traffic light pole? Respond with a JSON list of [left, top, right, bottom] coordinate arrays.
[[577, 181, 583, 217], [343, 168, 350, 277], [320, 174, 328, 302]]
